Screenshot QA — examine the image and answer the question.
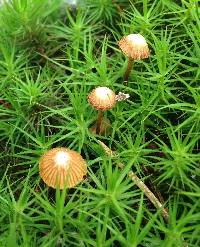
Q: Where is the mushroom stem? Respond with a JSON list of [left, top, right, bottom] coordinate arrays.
[[96, 110, 103, 135], [124, 57, 134, 85]]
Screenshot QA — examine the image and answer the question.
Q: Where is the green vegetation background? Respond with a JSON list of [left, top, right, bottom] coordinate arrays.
[[0, 0, 199, 246]]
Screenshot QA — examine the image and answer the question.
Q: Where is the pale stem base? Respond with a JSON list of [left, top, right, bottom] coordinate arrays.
[[124, 57, 134, 85], [96, 110, 103, 135]]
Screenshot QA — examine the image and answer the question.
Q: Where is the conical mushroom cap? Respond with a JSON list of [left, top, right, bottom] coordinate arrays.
[[39, 148, 87, 189], [118, 34, 150, 60], [88, 87, 116, 111]]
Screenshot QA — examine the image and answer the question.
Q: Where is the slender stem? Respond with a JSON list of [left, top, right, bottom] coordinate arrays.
[[97, 140, 169, 222], [128, 171, 169, 222], [124, 57, 134, 85], [96, 110, 103, 135]]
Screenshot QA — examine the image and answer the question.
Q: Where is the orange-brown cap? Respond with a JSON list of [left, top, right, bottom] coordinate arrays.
[[88, 87, 116, 111], [118, 34, 150, 60], [39, 147, 87, 189]]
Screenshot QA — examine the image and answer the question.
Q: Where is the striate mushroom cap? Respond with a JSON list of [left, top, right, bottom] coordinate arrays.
[[39, 147, 87, 189], [118, 34, 150, 60], [88, 87, 116, 111]]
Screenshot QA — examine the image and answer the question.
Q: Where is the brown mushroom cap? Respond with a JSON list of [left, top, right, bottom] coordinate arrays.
[[118, 34, 150, 60], [39, 147, 87, 189], [88, 87, 116, 111]]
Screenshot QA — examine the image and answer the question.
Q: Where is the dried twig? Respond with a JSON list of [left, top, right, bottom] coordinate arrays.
[[97, 140, 169, 222]]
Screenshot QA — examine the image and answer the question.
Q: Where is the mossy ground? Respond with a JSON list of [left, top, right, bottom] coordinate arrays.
[[0, 1, 200, 246]]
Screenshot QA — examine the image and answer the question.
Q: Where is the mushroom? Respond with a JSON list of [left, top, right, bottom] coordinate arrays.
[[39, 147, 87, 189], [118, 34, 150, 85], [88, 86, 116, 135]]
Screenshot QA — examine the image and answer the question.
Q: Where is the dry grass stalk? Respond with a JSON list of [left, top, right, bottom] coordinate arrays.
[[97, 140, 169, 222]]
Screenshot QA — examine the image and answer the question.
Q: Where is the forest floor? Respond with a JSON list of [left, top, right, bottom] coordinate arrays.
[[0, 1, 200, 246]]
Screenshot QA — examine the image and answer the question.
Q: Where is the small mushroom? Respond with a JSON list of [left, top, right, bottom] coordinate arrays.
[[39, 147, 87, 189], [88, 86, 116, 135], [118, 34, 150, 85]]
